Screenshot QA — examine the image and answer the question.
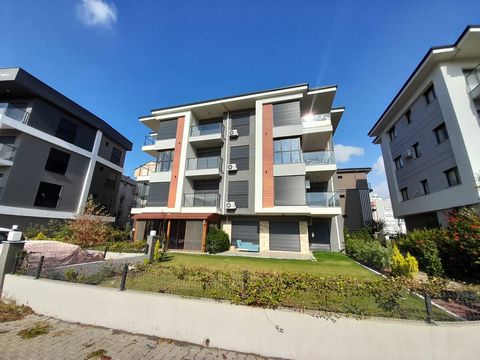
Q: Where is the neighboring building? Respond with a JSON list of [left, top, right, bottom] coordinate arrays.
[[370, 193, 406, 235], [131, 83, 345, 253], [134, 160, 157, 178], [113, 175, 137, 228], [368, 26, 480, 231], [334, 168, 373, 231], [0, 67, 132, 228]]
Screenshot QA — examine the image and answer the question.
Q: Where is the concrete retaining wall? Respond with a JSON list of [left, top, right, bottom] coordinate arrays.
[[2, 275, 479, 360]]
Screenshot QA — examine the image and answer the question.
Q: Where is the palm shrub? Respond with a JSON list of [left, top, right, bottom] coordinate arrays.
[[345, 234, 391, 271], [205, 227, 230, 254], [390, 244, 419, 278]]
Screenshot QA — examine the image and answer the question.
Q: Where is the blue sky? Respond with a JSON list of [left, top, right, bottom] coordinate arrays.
[[1, 0, 479, 198]]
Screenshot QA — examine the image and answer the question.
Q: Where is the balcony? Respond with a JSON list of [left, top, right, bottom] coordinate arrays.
[[0, 143, 17, 165], [144, 134, 156, 146], [183, 193, 221, 208], [185, 156, 223, 179], [301, 113, 332, 151], [306, 192, 340, 207], [0, 103, 30, 124], [304, 151, 336, 180], [142, 132, 176, 157], [189, 123, 224, 148], [466, 64, 480, 95], [301, 113, 331, 129]]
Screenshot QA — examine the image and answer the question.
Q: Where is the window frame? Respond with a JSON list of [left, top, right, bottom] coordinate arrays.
[[273, 137, 302, 165], [44, 148, 71, 175], [400, 187, 409, 202], [229, 145, 249, 170], [420, 179, 430, 195], [394, 155, 404, 171], [388, 126, 397, 142], [434, 123, 449, 144], [55, 118, 78, 143], [424, 85, 436, 105], [412, 142, 421, 158], [444, 167, 461, 187], [157, 149, 174, 172]]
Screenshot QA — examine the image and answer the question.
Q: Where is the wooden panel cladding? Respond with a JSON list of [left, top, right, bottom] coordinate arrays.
[[167, 116, 185, 208], [262, 104, 274, 208]]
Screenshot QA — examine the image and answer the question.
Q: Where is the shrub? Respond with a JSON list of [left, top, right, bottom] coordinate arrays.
[[33, 232, 48, 240], [205, 227, 230, 254], [396, 228, 445, 277], [440, 208, 480, 280], [345, 235, 391, 271], [390, 245, 419, 278]]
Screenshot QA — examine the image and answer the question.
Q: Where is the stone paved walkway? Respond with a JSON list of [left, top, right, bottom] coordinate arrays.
[[0, 314, 271, 360]]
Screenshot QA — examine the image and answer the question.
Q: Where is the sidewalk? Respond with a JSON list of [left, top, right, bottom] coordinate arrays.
[[0, 314, 271, 360]]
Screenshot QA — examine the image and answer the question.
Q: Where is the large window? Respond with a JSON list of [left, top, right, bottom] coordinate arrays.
[[34, 182, 62, 208], [157, 149, 174, 172], [274, 137, 301, 164], [231, 113, 250, 137], [434, 123, 449, 144], [45, 148, 70, 175], [424, 85, 436, 105], [445, 167, 461, 187], [394, 155, 404, 171], [55, 118, 78, 143], [228, 180, 248, 208], [110, 147, 122, 165], [230, 145, 249, 170]]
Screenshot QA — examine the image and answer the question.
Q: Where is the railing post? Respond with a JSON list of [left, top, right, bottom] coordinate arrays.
[[424, 293, 433, 323], [35, 256, 45, 279], [103, 245, 109, 260], [119, 263, 129, 291], [241, 271, 249, 300]]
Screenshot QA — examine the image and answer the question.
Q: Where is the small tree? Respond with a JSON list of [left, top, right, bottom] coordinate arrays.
[[68, 196, 110, 248]]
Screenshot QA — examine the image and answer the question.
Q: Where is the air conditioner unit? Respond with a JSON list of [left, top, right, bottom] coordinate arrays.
[[225, 201, 237, 210], [229, 129, 239, 137], [405, 149, 414, 158], [227, 163, 237, 171]]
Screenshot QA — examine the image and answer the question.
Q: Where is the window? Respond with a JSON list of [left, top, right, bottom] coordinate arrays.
[[110, 147, 122, 165], [156, 150, 174, 172], [400, 188, 409, 201], [394, 155, 404, 170], [388, 126, 397, 141], [274, 137, 302, 164], [405, 109, 412, 124], [420, 179, 430, 195], [55, 118, 78, 143], [337, 175, 343, 179], [228, 181, 249, 208], [412, 142, 421, 158], [231, 113, 250, 137], [45, 148, 70, 175], [434, 123, 449, 144], [34, 182, 62, 208], [230, 145, 249, 170], [424, 85, 436, 105], [445, 167, 461, 187]]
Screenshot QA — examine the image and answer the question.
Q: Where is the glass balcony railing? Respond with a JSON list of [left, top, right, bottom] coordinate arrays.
[[301, 113, 331, 129], [190, 122, 223, 137], [187, 156, 223, 170], [303, 151, 335, 166], [306, 192, 340, 207], [144, 134, 157, 146], [466, 64, 480, 93], [0, 103, 30, 124], [183, 193, 220, 207], [0, 143, 17, 161]]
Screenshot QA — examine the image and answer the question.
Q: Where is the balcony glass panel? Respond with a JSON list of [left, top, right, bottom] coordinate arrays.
[[303, 151, 335, 165], [306, 192, 340, 207], [0, 103, 30, 123], [0, 143, 17, 161], [187, 156, 223, 170], [301, 113, 331, 129], [183, 193, 220, 207], [190, 122, 223, 137], [144, 134, 156, 146]]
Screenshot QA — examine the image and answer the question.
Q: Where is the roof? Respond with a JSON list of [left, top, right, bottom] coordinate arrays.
[[0, 67, 132, 150], [336, 167, 372, 174], [368, 25, 480, 138]]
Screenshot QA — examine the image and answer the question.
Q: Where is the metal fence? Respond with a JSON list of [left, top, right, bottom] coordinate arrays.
[[11, 251, 480, 322]]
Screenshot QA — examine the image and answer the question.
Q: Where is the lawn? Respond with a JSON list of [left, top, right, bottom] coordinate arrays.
[[153, 251, 377, 278]]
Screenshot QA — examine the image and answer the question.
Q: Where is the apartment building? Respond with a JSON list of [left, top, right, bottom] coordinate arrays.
[[0, 67, 132, 228], [368, 26, 480, 230], [113, 175, 137, 228], [370, 194, 406, 235], [131, 84, 345, 253], [334, 168, 373, 231]]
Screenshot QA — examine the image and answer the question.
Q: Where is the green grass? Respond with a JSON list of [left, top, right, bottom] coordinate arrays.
[[155, 251, 377, 278], [17, 322, 52, 339]]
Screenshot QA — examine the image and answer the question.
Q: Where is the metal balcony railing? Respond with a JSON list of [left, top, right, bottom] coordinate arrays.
[[0, 143, 17, 161], [0, 103, 30, 124], [303, 151, 335, 166], [466, 64, 480, 93], [144, 134, 157, 146], [186, 156, 223, 170], [306, 192, 340, 207], [301, 113, 331, 129], [190, 122, 223, 137], [183, 193, 220, 207]]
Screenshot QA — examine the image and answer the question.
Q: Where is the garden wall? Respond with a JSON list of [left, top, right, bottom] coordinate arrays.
[[2, 275, 480, 360]]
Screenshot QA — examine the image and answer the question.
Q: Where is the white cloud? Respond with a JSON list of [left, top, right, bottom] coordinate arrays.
[[77, 0, 117, 29], [372, 155, 385, 175], [371, 180, 390, 199], [334, 144, 365, 163]]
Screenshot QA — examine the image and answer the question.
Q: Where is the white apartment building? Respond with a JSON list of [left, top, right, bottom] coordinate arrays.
[[368, 26, 480, 230], [370, 193, 406, 235]]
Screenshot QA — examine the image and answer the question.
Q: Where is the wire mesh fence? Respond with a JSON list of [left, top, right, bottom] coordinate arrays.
[[10, 250, 480, 322]]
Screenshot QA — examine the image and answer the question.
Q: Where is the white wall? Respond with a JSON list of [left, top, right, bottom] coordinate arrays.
[[2, 275, 479, 360]]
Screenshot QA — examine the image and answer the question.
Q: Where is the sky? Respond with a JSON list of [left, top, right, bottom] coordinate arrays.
[[1, 0, 479, 198]]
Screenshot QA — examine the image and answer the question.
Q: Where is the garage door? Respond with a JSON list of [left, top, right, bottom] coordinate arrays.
[[231, 221, 259, 245], [269, 221, 300, 252]]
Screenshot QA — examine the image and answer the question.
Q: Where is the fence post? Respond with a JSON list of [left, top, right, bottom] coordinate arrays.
[[144, 243, 149, 255], [35, 256, 45, 279], [103, 246, 109, 260], [242, 270, 249, 299], [11, 252, 20, 274], [119, 263, 129, 291], [424, 293, 433, 323]]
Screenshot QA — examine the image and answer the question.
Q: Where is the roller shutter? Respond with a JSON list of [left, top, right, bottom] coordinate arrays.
[[231, 221, 259, 245], [269, 221, 300, 252]]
